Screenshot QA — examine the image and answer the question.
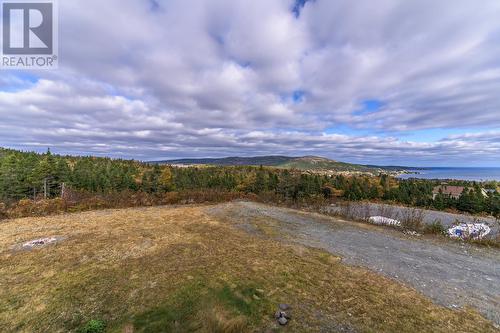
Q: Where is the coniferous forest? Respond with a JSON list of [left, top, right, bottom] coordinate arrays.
[[0, 148, 498, 219]]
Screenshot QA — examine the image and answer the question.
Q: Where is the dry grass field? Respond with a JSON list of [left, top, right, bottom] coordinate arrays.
[[0, 204, 497, 332]]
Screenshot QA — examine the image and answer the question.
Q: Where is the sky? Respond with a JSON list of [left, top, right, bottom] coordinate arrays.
[[1, 0, 500, 167]]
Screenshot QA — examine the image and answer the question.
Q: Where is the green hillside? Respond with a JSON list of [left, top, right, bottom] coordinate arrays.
[[279, 156, 380, 172], [156, 155, 407, 174]]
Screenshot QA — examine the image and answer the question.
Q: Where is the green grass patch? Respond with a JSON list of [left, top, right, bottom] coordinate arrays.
[[131, 281, 270, 333], [132, 282, 201, 332], [215, 285, 259, 318], [78, 319, 106, 333]]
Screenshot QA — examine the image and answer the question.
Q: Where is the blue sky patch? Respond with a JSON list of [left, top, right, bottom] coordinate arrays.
[[280, 90, 306, 104], [0, 72, 39, 92], [292, 90, 305, 103], [353, 99, 385, 116], [325, 124, 375, 137], [292, 0, 312, 17]]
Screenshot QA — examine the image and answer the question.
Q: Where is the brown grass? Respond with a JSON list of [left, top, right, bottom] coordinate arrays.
[[197, 306, 248, 333], [0, 190, 255, 220], [0, 204, 497, 332]]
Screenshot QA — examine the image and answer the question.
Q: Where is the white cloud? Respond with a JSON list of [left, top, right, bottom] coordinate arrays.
[[1, 0, 499, 164]]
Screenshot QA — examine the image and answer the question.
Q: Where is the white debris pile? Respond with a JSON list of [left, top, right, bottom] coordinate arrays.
[[368, 216, 401, 227], [447, 224, 491, 240], [22, 237, 59, 249]]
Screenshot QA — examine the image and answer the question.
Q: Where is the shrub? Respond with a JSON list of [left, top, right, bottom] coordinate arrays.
[[423, 220, 446, 235], [0, 202, 7, 219], [377, 204, 398, 221], [78, 319, 106, 333], [7, 198, 66, 218], [337, 201, 356, 220], [400, 208, 425, 231]]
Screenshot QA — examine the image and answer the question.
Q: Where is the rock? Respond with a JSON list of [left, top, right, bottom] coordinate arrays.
[[278, 317, 288, 325], [275, 309, 291, 321], [279, 303, 290, 310]]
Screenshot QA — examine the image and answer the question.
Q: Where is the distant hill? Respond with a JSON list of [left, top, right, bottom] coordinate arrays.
[[153, 155, 408, 174], [157, 156, 294, 167], [279, 156, 383, 172]]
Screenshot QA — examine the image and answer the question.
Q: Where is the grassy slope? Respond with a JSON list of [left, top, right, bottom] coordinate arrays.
[[278, 156, 379, 172], [0, 205, 496, 333]]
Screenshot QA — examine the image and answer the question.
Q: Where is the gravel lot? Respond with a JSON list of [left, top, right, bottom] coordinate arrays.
[[207, 201, 500, 326]]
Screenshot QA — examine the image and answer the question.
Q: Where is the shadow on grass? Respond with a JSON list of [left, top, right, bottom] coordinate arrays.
[[131, 281, 271, 333]]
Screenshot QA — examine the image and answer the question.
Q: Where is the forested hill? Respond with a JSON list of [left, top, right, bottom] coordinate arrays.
[[0, 148, 498, 218], [153, 155, 406, 174], [155, 156, 293, 166]]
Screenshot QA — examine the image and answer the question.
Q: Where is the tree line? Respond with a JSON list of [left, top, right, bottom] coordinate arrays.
[[0, 148, 498, 218]]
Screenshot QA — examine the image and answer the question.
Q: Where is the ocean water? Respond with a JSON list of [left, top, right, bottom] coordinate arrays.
[[397, 167, 500, 181]]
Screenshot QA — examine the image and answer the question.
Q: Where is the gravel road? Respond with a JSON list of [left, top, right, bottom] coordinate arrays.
[[206, 201, 500, 326], [325, 202, 500, 237]]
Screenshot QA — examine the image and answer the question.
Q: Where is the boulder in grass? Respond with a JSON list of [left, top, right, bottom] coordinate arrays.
[[278, 317, 288, 325], [275, 307, 291, 325], [279, 303, 290, 311], [274, 310, 285, 319]]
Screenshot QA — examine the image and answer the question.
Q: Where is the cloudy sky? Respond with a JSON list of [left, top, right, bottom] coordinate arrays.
[[1, 0, 500, 166]]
